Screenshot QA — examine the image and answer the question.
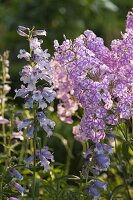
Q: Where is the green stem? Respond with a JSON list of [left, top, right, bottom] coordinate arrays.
[[0, 166, 7, 200], [19, 139, 27, 164], [117, 124, 133, 151], [1, 52, 10, 157], [8, 109, 14, 157], [65, 140, 73, 175], [1, 94, 7, 154], [32, 106, 37, 200]]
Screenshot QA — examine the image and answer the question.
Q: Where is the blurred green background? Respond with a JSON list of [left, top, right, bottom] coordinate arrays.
[[0, 0, 132, 96], [0, 0, 132, 93], [0, 0, 133, 56]]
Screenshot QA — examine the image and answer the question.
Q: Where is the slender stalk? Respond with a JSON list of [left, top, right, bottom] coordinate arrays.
[[0, 166, 7, 200], [65, 139, 74, 175], [1, 86, 7, 153], [8, 109, 14, 157], [19, 139, 27, 164], [117, 124, 133, 151], [0, 51, 10, 155], [32, 106, 37, 200]]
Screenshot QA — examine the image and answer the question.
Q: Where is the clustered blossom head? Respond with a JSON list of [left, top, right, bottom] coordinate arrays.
[[25, 146, 54, 171], [51, 60, 79, 124], [15, 26, 56, 137], [54, 11, 133, 143], [84, 180, 106, 200], [82, 142, 112, 199], [83, 143, 112, 176]]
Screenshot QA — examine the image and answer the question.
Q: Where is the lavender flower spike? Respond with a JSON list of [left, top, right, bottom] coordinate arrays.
[[16, 26, 56, 139]]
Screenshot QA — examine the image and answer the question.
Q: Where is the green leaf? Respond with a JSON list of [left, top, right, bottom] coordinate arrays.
[[122, 141, 129, 162], [108, 184, 125, 200]]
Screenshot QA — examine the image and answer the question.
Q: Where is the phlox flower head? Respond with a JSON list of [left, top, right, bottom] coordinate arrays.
[[51, 60, 79, 124], [54, 10, 133, 142]]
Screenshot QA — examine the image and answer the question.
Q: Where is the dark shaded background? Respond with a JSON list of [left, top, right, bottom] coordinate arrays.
[[0, 0, 132, 96]]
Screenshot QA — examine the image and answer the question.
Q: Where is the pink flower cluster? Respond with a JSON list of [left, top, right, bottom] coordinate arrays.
[[51, 60, 79, 124], [54, 11, 133, 142]]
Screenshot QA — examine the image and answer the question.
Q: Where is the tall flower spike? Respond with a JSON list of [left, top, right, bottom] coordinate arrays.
[[82, 143, 112, 199], [16, 27, 55, 198], [0, 50, 10, 110], [16, 26, 56, 137]]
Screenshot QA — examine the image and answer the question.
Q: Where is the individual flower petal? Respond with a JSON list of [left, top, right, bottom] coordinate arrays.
[[0, 116, 9, 124], [10, 168, 23, 180], [93, 180, 106, 190], [17, 49, 30, 61], [12, 182, 25, 193], [25, 155, 34, 167], [8, 197, 21, 200], [33, 30, 47, 36], [17, 119, 31, 131], [12, 131, 24, 140]]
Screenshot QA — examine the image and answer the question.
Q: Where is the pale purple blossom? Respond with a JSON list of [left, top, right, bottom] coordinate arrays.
[[12, 182, 25, 194], [36, 146, 54, 171], [27, 126, 34, 138], [17, 26, 29, 37], [54, 10, 133, 143], [0, 116, 9, 124], [25, 155, 34, 167], [126, 11, 133, 30], [94, 143, 113, 154], [16, 27, 55, 141], [37, 112, 55, 137], [17, 119, 32, 131], [33, 29, 47, 36], [95, 154, 110, 170], [10, 168, 23, 180], [12, 131, 24, 140], [8, 197, 21, 200], [25, 146, 54, 171], [85, 180, 106, 200], [30, 37, 41, 49], [51, 60, 79, 124], [17, 49, 30, 61]]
